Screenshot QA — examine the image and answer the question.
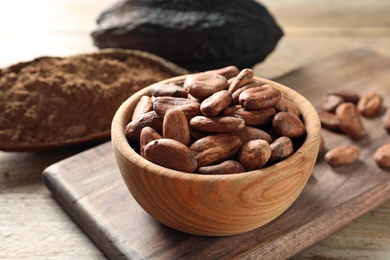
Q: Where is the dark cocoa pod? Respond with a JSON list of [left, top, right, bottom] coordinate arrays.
[[91, 0, 283, 71]]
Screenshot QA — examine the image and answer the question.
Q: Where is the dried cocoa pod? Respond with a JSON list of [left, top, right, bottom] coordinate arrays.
[[239, 85, 281, 111], [231, 81, 264, 105], [238, 139, 271, 171], [320, 94, 345, 113], [317, 111, 341, 132], [357, 91, 383, 118], [140, 126, 162, 157], [184, 73, 228, 100], [221, 105, 275, 126], [272, 111, 306, 138], [269, 136, 294, 163], [150, 83, 188, 98], [273, 92, 301, 117], [200, 90, 233, 117], [153, 96, 200, 120], [325, 145, 360, 167], [228, 68, 254, 93], [144, 139, 197, 173], [196, 160, 245, 175], [189, 115, 245, 133], [328, 89, 360, 104], [91, 0, 283, 71], [374, 143, 390, 168], [233, 126, 272, 145], [163, 109, 190, 146], [125, 111, 163, 141], [335, 102, 366, 140], [189, 134, 242, 167], [132, 95, 153, 120], [205, 66, 240, 80]]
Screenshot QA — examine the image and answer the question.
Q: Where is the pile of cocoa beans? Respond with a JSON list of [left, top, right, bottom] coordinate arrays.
[[318, 89, 390, 167], [125, 67, 307, 174]]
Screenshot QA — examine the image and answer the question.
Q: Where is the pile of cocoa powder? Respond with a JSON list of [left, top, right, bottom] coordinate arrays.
[[0, 51, 185, 150]]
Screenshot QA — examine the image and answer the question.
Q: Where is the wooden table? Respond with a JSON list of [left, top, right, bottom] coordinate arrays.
[[1, 1, 389, 259]]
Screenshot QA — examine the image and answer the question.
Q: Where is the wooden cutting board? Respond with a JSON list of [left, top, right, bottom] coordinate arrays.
[[43, 48, 390, 259]]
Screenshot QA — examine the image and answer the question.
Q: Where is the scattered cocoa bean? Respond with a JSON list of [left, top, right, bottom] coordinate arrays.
[[324, 145, 360, 167], [374, 143, 390, 168], [385, 107, 390, 134], [320, 94, 345, 113], [357, 91, 383, 118], [328, 89, 360, 104], [317, 111, 341, 132], [144, 139, 197, 173], [196, 160, 245, 175], [335, 102, 366, 140]]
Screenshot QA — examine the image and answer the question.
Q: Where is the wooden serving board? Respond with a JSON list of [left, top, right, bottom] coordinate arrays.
[[43, 49, 390, 259]]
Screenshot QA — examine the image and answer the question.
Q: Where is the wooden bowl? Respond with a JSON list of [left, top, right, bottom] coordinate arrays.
[[111, 75, 321, 236]]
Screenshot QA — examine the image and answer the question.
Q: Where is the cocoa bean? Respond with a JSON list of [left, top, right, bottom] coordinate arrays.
[[163, 109, 190, 145], [153, 96, 200, 120], [140, 126, 162, 157], [125, 111, 163, 141], [325, 145, 360, 167], [228, 68, 254, 93], [132, 95, 152, 121], [318, 111, 341, 132], [196, 160, 245, 175], [328, 89, 360, 104], [150, 83, 188, 98], [374, 143, 390, 168], [206, 66, 240, 80], [221, 105, 275, 126], [269, 136, 294, 163], [231, 81, 264, 105], [238, 139, 271, 171], [144, 139, 197, 173], [335, 102, 366, 140], [233, 125, 272, 145], [200, 90, 232, 117], [273, 92, 301, 117], [184, 73, 228, 100], [272, 111, 306, 138], [239, 85, 281, 111], [189, 134, 242, 167], [320, 94, 345, 113], [189, 116, 245, 133], [385, 107, 390, 134], [357, 91, 383, 118]]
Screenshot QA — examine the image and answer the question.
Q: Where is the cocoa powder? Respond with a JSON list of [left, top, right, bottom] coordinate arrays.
[[0, 50, 185, 150]]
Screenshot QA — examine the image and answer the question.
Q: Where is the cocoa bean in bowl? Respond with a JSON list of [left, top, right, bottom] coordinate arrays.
[[111, 68, 321, 236]]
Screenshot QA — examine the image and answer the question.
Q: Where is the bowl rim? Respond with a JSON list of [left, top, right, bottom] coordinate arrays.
[[111, 75, 321, 181]]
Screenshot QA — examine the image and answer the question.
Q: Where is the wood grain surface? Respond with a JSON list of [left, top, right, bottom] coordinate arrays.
[[43, 49, 390, 259], [2, 1, 390, 259]]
